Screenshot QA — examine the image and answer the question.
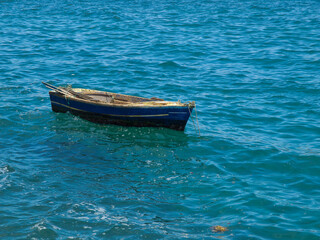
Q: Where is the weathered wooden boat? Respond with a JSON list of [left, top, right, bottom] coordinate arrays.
[[43, 82, 195, 131]]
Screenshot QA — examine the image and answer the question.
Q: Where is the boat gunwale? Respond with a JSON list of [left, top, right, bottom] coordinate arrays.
[[49, 89, 195, 109]]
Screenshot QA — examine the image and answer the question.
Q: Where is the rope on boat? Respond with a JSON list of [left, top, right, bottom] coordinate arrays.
[[64, 95, 70, 105]]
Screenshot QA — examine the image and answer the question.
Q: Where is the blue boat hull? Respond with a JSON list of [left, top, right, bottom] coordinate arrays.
[[49, 92, 193, 131]]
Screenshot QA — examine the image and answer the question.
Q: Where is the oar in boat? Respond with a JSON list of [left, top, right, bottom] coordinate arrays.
[[42, 82, 94, 101]]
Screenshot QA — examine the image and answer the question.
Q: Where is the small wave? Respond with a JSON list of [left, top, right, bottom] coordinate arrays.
[[29, 220, 59, 239], [0, 165, 14, 174], [0, 86, 23, 92], [159, 61, 183, 69]]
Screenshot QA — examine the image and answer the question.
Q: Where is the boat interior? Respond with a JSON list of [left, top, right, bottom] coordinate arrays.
[[44, 82, 187, 106], [73, 88, 165, 105]]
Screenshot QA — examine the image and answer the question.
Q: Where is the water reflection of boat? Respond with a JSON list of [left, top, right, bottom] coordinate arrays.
[[43, 82, 195, 131]]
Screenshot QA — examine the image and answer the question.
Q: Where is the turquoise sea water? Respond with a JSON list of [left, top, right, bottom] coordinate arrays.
[[1, 0, 320, 239]]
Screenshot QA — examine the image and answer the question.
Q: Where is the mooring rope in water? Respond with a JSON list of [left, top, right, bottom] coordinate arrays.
[[188, 105, 197, 135], [194, 103, 201, 137], [188, 102, 201, 137]]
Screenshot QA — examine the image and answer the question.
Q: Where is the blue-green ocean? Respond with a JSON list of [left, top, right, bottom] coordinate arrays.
[[1, 0, 320, 239]]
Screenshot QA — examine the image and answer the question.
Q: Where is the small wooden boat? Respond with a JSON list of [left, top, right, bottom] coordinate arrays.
[[43, 82, 195, 131]]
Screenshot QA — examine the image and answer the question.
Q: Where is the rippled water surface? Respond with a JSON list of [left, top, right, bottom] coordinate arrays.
[[1, 0, 320, 239]]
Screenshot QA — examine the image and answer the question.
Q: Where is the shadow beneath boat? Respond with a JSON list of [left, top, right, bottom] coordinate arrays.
[[48, 112, 195, 149]]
